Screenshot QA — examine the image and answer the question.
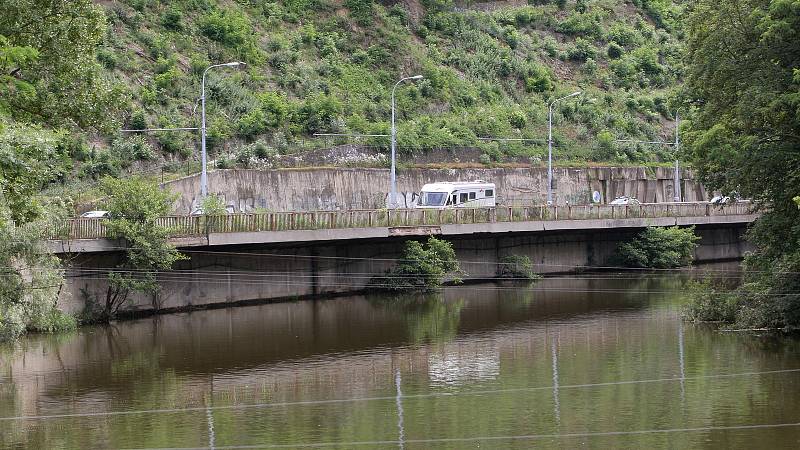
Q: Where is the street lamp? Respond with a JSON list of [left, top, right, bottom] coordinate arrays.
[[200, 61, 245, 198], [673, 111, 681, 202], [547, 91, 581, 205], [390, 75, 423, 208]]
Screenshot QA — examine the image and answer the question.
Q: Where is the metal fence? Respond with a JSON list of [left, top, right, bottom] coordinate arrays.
[[51, 203, 753, 240]]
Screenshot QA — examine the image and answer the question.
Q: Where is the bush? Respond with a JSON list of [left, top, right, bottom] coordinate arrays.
[[497, 255, 540, 280], [567, 37, 596, 61], [557, 11, 603, 37], [0, 200, 75, 341], [509, 110, 527, 129], [129, 110, 147, 130], [615, 226, 700, 269], [373, 237, 461, 291], [683, 280, 738, 323], [607, 42, 624, 59], [97, 48, 118, 69], [524, 64, 554, 93], [161, 7, 183, 31], [345, 0, 373, 26], [199, 9, 251, 47]]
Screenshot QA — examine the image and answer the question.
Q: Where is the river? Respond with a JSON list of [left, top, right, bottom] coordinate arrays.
[[2, 269, 800, 449]]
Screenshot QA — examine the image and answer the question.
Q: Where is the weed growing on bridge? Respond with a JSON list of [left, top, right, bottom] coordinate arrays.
[[497, 255, 541, 281], [371, 237, 461, 292], [614, 226, 699, 269]]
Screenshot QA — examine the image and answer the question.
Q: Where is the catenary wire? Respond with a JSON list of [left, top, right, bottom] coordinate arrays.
[[122, 422, 800, 449], [2, 367, 799, 422]]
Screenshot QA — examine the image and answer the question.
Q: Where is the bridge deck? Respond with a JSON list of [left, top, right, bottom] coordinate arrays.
[[48, 204, 756, 253]]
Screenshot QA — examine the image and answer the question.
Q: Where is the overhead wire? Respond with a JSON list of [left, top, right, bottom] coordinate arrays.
[[2, 367, 799, 422], [125, 422, 800, 449]]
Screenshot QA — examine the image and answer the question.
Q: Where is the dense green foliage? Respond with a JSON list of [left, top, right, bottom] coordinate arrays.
[[683, 0, 800, 328], [0, 0, 123, 339], [0, 199, 75, 341], [81, 177, 186, 322], [374, 236, 461, 291], [615, 226, 699, 268], [76, 0, 687, 176], [497, 254, 541, 280], [0, 0, 125, 129]]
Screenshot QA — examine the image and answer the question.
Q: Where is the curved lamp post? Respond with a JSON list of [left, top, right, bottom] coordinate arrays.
[[200, 61, 246, 198], [547, 91, 582, 205], [390, 75, 423, 208]]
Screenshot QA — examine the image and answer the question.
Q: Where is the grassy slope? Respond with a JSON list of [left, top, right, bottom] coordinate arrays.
[[87, 0, 684, 176]]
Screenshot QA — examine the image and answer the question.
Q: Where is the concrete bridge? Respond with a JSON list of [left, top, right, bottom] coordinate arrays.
[[54, 203, 756, 315], [50, 203, 755, 254]]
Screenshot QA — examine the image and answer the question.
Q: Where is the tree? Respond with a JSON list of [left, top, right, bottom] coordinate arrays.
[[683, 0, 800, 328], [0, 0, 126, 130], [373, 237, 461, 291], [615, 226, 700, 269], [0, 197, 75, 341], [0, 120, 69, 223], [88, 177, 186, 321]]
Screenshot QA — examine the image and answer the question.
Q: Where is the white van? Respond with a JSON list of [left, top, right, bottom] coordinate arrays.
[[416, 181, 496, 208]]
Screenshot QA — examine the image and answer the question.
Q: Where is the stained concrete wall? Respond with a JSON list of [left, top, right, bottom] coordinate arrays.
[[164, 167, 707, 214], [60, 223, 749, 316]]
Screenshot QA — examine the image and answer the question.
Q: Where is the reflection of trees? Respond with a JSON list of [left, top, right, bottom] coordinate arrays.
[[367, 293, 465, 344]]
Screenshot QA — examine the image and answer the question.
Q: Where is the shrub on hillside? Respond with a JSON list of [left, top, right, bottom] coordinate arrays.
[[557, 11, 603, 37], [161, 7, 183, 31], [615, 226, 700, 269], [607, 41, 624, 59], [567, 37, 597, 61], [345, 0, 373, 26]]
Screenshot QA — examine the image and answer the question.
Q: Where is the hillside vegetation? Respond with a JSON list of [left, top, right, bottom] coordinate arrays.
[[2, 0, 686, 188], [94, 0, 684, 176]]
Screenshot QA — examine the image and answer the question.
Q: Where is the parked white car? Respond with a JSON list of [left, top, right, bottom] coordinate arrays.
[[709, 195, 731, 205], [79, 210, 110, 218], [609, 196, 640, 206]]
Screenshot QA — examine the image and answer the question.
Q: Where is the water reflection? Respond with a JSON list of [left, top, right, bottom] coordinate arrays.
[[3, 270, 800, 448], [366, 292, 465, 344]]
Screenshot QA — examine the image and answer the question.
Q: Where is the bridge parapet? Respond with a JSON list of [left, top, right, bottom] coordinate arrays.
[[51, 203, 753, 241]]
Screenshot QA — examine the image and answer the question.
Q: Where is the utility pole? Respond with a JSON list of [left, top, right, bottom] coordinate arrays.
[[200, 62, 246, 198], [390, 75, 423, 208]]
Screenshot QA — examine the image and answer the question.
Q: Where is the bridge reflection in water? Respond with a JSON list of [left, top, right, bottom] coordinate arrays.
[[6, 269, 800, 448]]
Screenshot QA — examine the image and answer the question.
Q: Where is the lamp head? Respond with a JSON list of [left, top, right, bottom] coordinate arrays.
[[409, 75, 424, 80], [224, 61, 246, 67], [568, 91, 582, 98]]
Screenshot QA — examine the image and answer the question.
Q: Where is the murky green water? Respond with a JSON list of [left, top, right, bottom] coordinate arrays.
[[3, 270, 800, 449]]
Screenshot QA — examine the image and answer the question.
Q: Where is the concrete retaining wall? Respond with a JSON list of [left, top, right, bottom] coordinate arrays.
[[59, 223, 749, 316], [164, 167, 707, 214]]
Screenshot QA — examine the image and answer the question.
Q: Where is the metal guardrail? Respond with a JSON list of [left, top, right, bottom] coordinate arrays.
[[51, 203, 754, 240]]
